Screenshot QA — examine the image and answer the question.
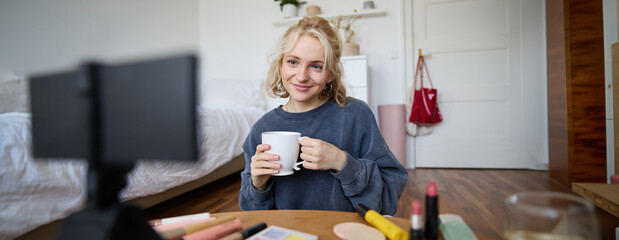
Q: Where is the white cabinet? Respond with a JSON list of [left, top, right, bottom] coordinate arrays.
[[341, 55, 369, 104]]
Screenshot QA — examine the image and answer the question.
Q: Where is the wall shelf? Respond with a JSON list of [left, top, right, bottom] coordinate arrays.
[[271, 8, 387, 27]]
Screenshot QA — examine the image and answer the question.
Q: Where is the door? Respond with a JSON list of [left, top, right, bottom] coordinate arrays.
[[410, 0, 547, 168]]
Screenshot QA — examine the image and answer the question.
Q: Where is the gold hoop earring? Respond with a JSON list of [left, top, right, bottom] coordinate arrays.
[[277, 81, 286, 93], [321, 82, 333, 98]]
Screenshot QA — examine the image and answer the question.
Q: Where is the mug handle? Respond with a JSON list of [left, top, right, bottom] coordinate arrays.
[[294, 136, 309, 171], [293, 161, 305, 171]]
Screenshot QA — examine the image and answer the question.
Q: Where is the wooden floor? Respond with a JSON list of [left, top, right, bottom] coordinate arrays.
[[144, 169, 603, 239]]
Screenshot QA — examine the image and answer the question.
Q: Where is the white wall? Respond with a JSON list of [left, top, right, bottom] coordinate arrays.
[[1, 0, 552, 170], [0, 0, 199, 76], [199, 0, 406, 112], [200, 0, 549, 170]]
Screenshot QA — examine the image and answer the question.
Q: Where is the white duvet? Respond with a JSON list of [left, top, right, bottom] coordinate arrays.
[[0, 106, 263, 239]]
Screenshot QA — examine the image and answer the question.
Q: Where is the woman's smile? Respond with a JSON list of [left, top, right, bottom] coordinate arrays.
[[292, 84, 312, 92]]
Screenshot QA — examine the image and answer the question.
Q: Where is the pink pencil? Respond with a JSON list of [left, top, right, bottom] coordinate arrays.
[[180, 219, 243, 240]]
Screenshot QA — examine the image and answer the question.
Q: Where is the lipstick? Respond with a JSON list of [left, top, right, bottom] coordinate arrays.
[[410, 201, 423, 240], [424, 182, 439, 240]]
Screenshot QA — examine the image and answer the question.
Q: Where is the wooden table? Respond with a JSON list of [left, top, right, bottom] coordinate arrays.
[[572, 183, 619, 218], [572, 183, 619, 240], [211, 210, 410, 239]]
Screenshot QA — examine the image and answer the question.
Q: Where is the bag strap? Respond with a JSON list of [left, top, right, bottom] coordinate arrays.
[[413, 56, 435, 91], [413, 56, 422, 91], [409, 57, 422, 107], [410, 56, 426, 108], [420, 56, 434, 89], [419, 57, 434, 114], [410, 56, 435, 117]]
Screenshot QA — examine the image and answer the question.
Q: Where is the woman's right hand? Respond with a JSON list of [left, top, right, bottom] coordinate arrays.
[[250, 144, 281, 191]]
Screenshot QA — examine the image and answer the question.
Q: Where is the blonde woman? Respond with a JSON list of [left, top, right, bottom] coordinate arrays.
[[239, 16, 407, 215]]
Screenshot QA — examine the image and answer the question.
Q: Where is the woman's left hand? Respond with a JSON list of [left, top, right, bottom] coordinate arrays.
[[299, 137, 347, 172]]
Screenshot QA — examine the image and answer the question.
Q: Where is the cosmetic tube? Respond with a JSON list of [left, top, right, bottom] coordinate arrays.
[[356, 204, 408, 240], [424, 182, 439, 240], [410, 201, 423, 240]]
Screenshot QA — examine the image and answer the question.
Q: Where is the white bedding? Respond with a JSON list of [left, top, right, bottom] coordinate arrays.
[[0, 106, 264, 239]]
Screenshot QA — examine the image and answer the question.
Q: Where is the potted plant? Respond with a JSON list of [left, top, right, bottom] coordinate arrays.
[[275, 0, 306, 18]]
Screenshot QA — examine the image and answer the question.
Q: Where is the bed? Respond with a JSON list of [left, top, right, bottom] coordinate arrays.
[[0, 76, 266, 239]]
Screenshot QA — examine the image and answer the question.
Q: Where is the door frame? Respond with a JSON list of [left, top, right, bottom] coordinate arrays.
[[603, 0, 617, 182]]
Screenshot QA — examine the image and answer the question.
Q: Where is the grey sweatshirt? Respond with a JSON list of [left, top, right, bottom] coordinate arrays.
[[238, 98, 408, 215]]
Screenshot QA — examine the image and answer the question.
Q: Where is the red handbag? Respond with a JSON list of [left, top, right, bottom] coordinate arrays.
[[409, 56, 442, 125]]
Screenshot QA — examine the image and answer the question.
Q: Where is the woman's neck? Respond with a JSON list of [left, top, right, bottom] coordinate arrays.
[[283, 98, 328, 113]]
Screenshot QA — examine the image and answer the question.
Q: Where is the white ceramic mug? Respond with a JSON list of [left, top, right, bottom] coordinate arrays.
[[261, 131, 307, 176]]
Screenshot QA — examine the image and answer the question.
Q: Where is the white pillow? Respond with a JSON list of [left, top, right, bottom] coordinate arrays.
[[0, 74, 30, 113], [202, 79, 266, 110]]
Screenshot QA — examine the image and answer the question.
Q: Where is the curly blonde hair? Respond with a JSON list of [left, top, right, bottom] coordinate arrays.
[[265, 16, 347, 106]]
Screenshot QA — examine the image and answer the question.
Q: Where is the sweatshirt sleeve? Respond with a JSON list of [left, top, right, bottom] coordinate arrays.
[[331, 105, 408, 216], [238, 130, 275, 210]]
